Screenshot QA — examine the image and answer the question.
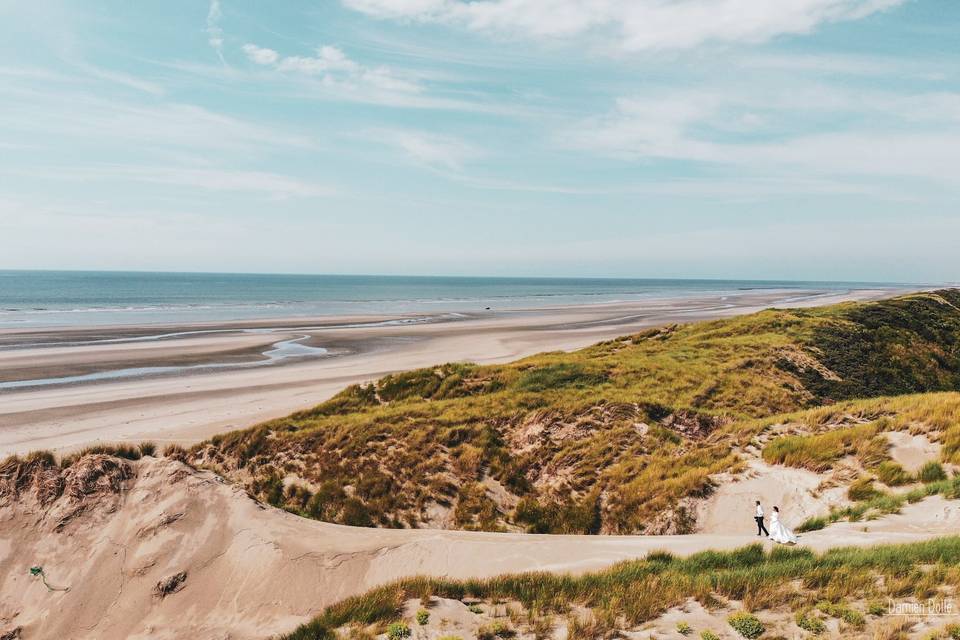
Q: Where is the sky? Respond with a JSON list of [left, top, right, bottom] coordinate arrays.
[[0, 0, 957, 282]]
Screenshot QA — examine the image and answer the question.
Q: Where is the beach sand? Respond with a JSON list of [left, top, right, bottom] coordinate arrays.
[[0, 287, 905, 457], [2, 454, 956, 640]]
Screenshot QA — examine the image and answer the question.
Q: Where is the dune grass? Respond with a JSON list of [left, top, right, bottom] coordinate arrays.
[[876, 461, 913, 486], [190, 290, 960, 533], [761, 422, 890, 471], [280, 537, 960, 640], [796, 475, 960, 532]]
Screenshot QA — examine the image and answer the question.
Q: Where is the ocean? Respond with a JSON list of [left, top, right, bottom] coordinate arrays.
[[0, 270, 909, 328]]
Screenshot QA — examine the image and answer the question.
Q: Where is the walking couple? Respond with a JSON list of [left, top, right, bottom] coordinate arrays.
[[754, 501, 798, 544]]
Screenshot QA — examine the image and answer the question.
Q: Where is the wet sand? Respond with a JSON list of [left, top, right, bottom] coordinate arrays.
[[0, 287, 909, 456]]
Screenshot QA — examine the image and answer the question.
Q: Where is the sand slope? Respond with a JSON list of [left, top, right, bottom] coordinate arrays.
[[2, 456, 958, 640]]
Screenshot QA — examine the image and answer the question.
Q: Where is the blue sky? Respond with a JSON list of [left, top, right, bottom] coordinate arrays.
[[0, 0, 957, 282]]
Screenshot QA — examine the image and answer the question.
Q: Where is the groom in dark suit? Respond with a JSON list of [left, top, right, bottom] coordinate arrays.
[[755, 500, 769, 536]]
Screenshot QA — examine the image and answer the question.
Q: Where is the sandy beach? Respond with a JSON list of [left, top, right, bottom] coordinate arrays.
[[0, 287, 907, 457]]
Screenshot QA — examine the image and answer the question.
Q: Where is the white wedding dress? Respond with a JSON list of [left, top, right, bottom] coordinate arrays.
[[768, 511, 798, 544]]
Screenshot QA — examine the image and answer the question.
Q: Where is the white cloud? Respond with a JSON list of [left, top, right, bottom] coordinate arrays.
[[242, 44, 279, 66], [242, 42, 423, 97], [372, 129, 480, 170], [561, 87, 960, 185], [342, 0, 905, 52]]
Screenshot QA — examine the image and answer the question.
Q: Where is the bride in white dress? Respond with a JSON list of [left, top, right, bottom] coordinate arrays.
[[768, 506, 798, 544]]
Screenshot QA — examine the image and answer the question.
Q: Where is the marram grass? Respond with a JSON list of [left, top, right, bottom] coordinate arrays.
[[192, 290, 960, 533], [280, 536, 960, 640]]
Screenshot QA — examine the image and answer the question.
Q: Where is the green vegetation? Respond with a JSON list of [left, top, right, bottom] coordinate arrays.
[[61, 442, 151, 465], [280, 537, 960, 640], [386, 622, 410, 639], [676, 620, 692, 635], [727, 612, 764, 638], [477, 620, 514, 639], [920, 461, 948, 483], [189, 290, 960, 533], [798, 474, 960, 531], [816, 600, 865, 627], [415, 609, 429, 625], [847, 477, 882, 501], [762, 422, 889, 471], [793, 291, 960, 400], [700, 632, 720, 640], [796, 516, 827, 533], [795, 609, 827, 634], [876, 461, 912, 486]]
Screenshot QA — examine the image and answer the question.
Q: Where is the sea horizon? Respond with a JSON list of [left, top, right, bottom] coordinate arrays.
[[0, 269, 932, 328]]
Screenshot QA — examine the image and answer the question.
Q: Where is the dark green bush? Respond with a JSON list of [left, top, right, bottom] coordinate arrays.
[[727, 612, 764, 639], [386, 622, 410, 640], [516, 363, 605, 392], [919, 461, 947, 483]]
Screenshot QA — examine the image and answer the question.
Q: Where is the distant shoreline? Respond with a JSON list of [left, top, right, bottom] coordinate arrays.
[[0, 270, 927, 329], [0, 285, 923, 457]]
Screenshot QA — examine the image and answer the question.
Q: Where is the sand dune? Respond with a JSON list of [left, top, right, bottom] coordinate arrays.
[[0, 288, 899, 458], [2, 455, 957, 640]]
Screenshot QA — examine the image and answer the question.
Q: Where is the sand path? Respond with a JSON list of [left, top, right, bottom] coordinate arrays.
[[2, 457, 957, 640]]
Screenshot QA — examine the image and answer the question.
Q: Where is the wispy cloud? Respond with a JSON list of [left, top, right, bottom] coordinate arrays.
[[342, 0, 905, 53], [237, 41, 533, 114], [73, 62, 165, 95], [206, 0, 226, 64], [366, 129, 480, 170], [560, 86, 960, 186], [242, 42, 421, 95], [0, 86, 314, 153], [61, 165, 335, 198]]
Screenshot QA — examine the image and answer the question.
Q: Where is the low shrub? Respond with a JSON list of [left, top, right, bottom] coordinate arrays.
[[876, 461, 911, 486], [677, 621, 692, 635], [817, 601, 865, 627], [905, 488, 927, 503], [842, 609, 866, 627], [415, 609, 429, 625], [110, 444, 143, 460], [848, 477, 881, 501], [700, 632, 720, 640], [919, 462, 947, 483], [386, 622, 410, 640], [867, 600, 887, 616], [163, 443, 189, 461], [515, 363, 604, 392], [478, 621, 514, 640], [797, 516, 827, 532], [795, 610, 826, 634], [728, 612, 764, 639]]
